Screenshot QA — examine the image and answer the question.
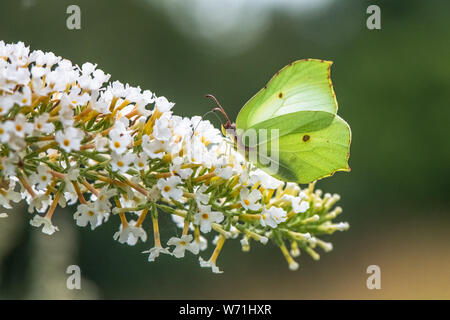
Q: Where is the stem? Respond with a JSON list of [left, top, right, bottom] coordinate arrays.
[[210, 234, 226, 264], [135, 208, 149, 227], [45, 191, 62, 220], [72, 181, 87, 204], [114, 198, 128, 228], [81, 179, 99, 196], [18, 174, 36, 198], [152, 214, 161, 247]]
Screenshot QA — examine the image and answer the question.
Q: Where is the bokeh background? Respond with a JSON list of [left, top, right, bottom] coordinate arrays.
[[0, 0, 449, 299]]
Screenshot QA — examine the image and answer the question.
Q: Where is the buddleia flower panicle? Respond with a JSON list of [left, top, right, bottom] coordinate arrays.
[[0, 41, 349, 272]]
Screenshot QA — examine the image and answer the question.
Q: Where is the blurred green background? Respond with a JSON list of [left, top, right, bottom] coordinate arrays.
[[0, 0, 449, 299]]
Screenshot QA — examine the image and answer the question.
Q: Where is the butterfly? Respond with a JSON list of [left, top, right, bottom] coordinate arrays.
[[206, 59, 351, 184]]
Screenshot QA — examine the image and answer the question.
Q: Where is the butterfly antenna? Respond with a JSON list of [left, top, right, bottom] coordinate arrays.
[[191, 109, 224, 138], [205, 94, 232, 127]]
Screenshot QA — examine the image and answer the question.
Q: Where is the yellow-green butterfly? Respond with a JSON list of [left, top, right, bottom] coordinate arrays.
[[207, 59, 351, 184]]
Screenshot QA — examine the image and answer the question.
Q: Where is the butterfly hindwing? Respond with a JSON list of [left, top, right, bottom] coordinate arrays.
[[253, 115, 351, 184]]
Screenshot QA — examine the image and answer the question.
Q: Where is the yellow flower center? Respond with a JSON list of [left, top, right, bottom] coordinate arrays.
[[63, 139, 70, 146], [164, 186, 171, 192]]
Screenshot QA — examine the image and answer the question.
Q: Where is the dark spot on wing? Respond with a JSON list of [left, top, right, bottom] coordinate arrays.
[[302, 134, 310, 142], [278, 92, 283, 99]]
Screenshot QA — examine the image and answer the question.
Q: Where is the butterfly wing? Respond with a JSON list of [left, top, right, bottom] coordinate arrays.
[[251, 115, 351, 184], [236, 59, 337, 131]]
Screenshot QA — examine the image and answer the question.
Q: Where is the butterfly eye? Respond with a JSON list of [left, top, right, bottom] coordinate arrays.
[[278, 92, 284, 99]]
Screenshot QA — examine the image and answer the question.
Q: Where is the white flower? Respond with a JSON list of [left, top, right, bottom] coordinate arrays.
[[171, 116, 192, 140], [191, 116, 222, 146], [30, 215, 59, 235], [157, 176, 183, 201], [55, 127, 85, 152], [154, 96, 174, 112], [0, 121, 11, 144], [27, 193, 50, 214], [292, 197, 310, 213], [250, 169, 283, 189], [199, 257, 223, 274], [113, 220, 147, 246], [194, 204, 224, 233], [214, 156, 234, 179], [167, 234, 198, 258], [108, 128, 132, 154], [12, 85, 32, 106], [0, 95, 16, 116], [57, 104, 75, 127], [260, 206, 287, 228], [191, 235, 208, 252], [30, 50, 59, 67], [142, 245, 171, 262], [240, 188, 262, 211], [240, 237, 250, 251], [281, 194, 310, 213], [73, 202, 103, 230], [170, 156, 193, 179], [0, 182, 22, 209], [284, 182, 301, 195], [91, 187, 116, 214], [142, 135, 165, 159], [147, 185, 161, 202], [111, 151, 136, 173], [153, 114, 172, 141], [194, 185, 210, 206], [134, 90, 154, 117], [29, 164, 52, 190], [0, 155, 19, 178], [65, 86, 90, 107], [134, 152, 148, 171], [33, 113, 55, 134], [66, 167, 80, 181], [289, 261, 299, 271], [4, 113, 33, 138], [93, 135, 110, 152], [78, 62, 110, 91]]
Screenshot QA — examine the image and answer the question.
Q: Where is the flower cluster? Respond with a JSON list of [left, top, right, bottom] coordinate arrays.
[[0, 41, 349, 272]]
